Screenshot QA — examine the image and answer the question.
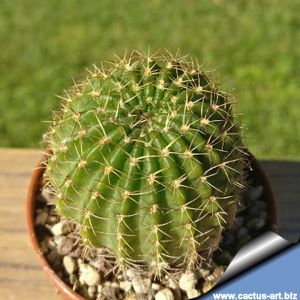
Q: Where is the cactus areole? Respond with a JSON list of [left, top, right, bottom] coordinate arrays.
[[44, 50, 246, 276]]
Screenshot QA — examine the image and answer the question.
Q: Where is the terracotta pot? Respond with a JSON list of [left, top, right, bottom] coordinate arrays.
[[26, 152, 277, 300], [26, 154, 85, 300]]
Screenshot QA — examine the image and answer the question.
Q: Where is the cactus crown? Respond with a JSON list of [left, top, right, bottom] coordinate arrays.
[[44, 50, 245, 276]]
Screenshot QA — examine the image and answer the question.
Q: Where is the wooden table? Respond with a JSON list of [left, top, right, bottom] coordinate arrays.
[[0, 148, 299, 299]]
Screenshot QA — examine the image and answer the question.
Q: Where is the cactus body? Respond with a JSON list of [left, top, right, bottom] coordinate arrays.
[[45, 51, 245, 275]]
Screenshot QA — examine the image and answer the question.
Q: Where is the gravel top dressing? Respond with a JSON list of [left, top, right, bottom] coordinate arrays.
[[34, 174, 268, 300]]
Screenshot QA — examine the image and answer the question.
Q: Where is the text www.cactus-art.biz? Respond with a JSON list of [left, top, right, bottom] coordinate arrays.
[[213, 292, 298, 300]]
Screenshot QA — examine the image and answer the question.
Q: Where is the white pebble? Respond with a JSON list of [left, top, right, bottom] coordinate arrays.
[[63, 256, 76, 274], [187, 289, 200, 299], [69, 274, 78, 285], [132, 276, 151, 294], [126, 268, 136, 279], [111, 282, 119, 289], [88, 285, 97, 298], [56, 236, 74, 255], [47, 215, 58, 224], [51, 220, 71, 236], [54, 235, 64, 245], [199, 268, 210, 279], [179, 271, 197, 291], [120, 280, 132, 292], [155, 288, 174, 300], [78, 260, 100, 286], [167, 278, 178, 290], [104, 281, 111, 286], [152, 283, 161, 291], [125, 292, 138, 300], [47, 237, 56, 250]]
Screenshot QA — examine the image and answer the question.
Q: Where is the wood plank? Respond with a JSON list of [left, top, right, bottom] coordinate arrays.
[[262, 161, 300, 243], [0, 148, 298, 299], [0, 148, 60, 300]]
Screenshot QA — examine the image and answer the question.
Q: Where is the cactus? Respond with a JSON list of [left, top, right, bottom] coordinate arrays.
[[44, 50, 246, 276]]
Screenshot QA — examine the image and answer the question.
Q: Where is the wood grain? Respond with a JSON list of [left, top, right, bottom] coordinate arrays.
[[0, 148, 299, 299], [0, 148, 60, 300]]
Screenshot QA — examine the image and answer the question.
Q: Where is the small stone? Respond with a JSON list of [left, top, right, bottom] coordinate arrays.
[[39, 240, 49, 253], [132, 276, 151, 294], [117, 274, 124, 280], [97, 284, 103, 294], [90, 257, 113, 273], [246, 218, 266, 231], [202, 281, 214, 294], [41, 187, 55, 203], [234, 217, 244, 229], [51, 220, 72, 236], [46, 249, 61, 267], [35, 211, 48, 225], [155, 288, 174, 300], [249, 201, 266, 217], [71, 277, 80, 291], [213, 267, 224, 279], [120, 281, 132, 292], [111, 282, 119, 289], [104, 280, 111, 286], [222, 231, 236, 248], [63, 256, 76, 274], [78, 260, 101, 286], [259, 211, 268, 220], [36, 193, 47, 203], [152, 283, 161, 291], [102, 285, 117, 299], [179, 271, 197, 291], [167, 278, 178, 290], [69, 274, 78, 285], [248, 206, 260, 217], [78, 285, 90, 299], [47, 237, 56, 250], [187, 289, 200, 299], [56, 236, 74, 255], [148, 293, 155, 300], [47, 215, 59, 225], [125, 292, 138, 300], [88, 285, 97, 298], [238, 234, 252, 246], [202, 267, 224, 293], [236, 227, 248, 240], [199, 268, 210, 279], [207, 274, 215, 281], [248, 185, 263, 202], [68, 246, 82, 258], [126, 268, 136, 279]]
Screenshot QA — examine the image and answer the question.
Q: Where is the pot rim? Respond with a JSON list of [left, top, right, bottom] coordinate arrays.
[[26, 151, 277, 299], [26, 154, 85, 300]]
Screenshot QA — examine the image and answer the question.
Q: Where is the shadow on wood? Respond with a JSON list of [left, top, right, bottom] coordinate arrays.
[[262, 160, 300, 243]]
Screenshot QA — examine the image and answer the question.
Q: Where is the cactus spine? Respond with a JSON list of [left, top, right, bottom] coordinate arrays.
[[44, 50, 245, 276]]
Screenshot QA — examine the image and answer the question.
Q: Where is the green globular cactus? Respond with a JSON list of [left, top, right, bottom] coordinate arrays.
[[44, 50, 246, 276]]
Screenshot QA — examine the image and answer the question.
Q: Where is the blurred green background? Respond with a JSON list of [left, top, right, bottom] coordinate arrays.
[[0, 0, 299, 160]]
